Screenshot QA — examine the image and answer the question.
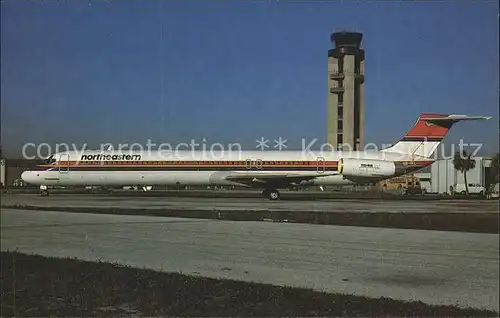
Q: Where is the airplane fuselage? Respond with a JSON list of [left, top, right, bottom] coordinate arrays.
[[22, 150, 432, 189]]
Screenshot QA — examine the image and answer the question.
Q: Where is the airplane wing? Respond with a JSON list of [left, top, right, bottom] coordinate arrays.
[[225, 171, 338, 187]]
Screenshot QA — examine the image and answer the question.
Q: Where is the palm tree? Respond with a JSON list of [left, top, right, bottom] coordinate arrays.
[[453, 150, 476, 195]]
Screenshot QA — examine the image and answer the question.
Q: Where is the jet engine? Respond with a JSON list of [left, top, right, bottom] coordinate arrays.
[[338, 158, 396, 179]]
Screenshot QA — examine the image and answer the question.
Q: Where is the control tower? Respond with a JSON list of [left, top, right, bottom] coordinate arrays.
[[327, 31, 365, 151]]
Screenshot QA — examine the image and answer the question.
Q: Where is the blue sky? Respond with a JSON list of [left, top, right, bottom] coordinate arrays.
[[1, 0, 498, 157]]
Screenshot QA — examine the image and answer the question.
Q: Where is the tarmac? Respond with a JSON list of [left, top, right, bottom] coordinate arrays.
[[1, 208, 498, 311], [1, 193, 497, 213]]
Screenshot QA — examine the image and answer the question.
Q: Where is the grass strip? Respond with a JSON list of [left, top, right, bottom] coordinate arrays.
[[1, 251, 497, 317]]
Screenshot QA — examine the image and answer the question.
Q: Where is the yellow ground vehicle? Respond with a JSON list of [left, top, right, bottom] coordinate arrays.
[[379, 174, 423, 194]]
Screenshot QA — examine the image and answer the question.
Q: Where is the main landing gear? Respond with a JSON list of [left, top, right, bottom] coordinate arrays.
[[262, 188, 280, 200]]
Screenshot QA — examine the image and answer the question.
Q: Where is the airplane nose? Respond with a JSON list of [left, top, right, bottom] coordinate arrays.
[[21, 171, 39, 184], [21, 171, 30, 183]]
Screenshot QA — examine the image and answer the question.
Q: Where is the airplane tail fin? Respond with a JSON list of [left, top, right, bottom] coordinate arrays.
[[381, 114, 491, 158]]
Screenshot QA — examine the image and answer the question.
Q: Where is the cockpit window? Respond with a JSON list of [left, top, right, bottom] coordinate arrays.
[[44, 155, 56, 164]]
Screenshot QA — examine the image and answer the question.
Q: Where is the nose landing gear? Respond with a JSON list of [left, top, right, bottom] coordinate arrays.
[[40, 185, 49, 196], [262, 188, 280, 200]]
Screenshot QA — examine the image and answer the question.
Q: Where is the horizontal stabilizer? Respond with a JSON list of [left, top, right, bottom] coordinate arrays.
[[423, 115, 491, 126]]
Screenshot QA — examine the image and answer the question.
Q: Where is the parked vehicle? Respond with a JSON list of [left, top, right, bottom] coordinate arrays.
[[454, 183, 486, 195], [380, 174, 424, 195], [12, 178, 26, 187]]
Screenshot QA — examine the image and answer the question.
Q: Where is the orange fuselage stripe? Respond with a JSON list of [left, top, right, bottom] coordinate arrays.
[[37, 160, 434, 168]]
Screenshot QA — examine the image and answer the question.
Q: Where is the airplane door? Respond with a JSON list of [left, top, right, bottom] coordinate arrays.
[[317, 157, 325, 173], [59, 154, 70, 180]]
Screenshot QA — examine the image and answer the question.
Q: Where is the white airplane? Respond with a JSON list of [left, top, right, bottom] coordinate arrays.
[[21, 114, 490, 199]]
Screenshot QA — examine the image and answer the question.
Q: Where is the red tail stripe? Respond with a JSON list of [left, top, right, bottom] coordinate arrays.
[[404, 114, 450, 138]]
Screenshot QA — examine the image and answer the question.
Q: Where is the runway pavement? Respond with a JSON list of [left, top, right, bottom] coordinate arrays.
[[1, 193, 497, 213], [1, 208, 498, 311]]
